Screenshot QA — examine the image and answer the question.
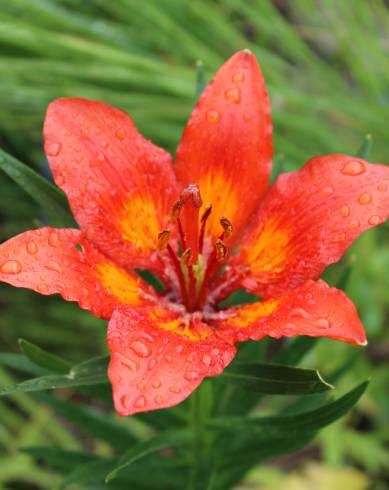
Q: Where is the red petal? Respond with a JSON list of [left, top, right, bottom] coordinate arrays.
[[0, 228, 152, 319], [214, 280, 366, 346], [107, 306, 236, 415], [236, 154, 389, 297], [175, 50, 273, 242], [44, 98, 178, 271]]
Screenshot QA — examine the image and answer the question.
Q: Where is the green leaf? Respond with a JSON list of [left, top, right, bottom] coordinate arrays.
[[0, 353, 47, 376], [21, 447, 97, 472], [38, 393, 136, 451], [274, 336, 318, 365], [68, 355, 108, 378], [195, 60, 207, 98], [356, 133, 372, 159], [213, 362, 333, 395], [0, 147, 74, 226], [210, 381, 368, 434], [105, 429, 192, 482], [18, 338, 70, 374]]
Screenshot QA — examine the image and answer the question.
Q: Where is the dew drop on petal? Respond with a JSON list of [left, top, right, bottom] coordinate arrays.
[[133, 395, 146, 409], [165, 355, 172, 363], [130, 340, 151, 358], [377, 183, 387, 192], [152, 379, 161, 389], [0, 260, 22, 274], [121, 358, 139, 372], [120, 394, 131, 410], [45, 142, 62, 157], [368, 215, 383, 226], [225, 87, 241, 104], [202, 354, 212, 366], [232, 72, 245, 83], [289, 308, 310, 320], [341, 160, 366, 176], [169, 386, 181, 394], [358, 192, 372, 205], [206, 109, 220, 124], [184, 371, 200, 381], [348, 219, 360, 229], [48, 232, 59, 247], [340, 205, 350, 217], [148, 358, 157, 370], [45, 260, 63, 273], [115, 128, 125, 140], [37, 284, 48, 293], [320, 186, 333, 197], [315, 318, 330, 329], [154, 395, 164, 405], [26, 241, 38, 254]]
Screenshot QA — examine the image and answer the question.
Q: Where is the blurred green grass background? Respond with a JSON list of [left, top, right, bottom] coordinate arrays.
[[0, 0, 388, 489]]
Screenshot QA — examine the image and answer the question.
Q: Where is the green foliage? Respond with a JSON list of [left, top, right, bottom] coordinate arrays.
[[0, 1, 388, 489]]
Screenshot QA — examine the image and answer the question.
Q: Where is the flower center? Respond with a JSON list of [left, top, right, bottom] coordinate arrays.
[[157, 184, 233, 312]]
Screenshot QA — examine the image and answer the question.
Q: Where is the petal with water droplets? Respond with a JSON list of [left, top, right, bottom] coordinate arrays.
[[234, 154, 389, 298], [212, 280, 366, 346], [107, 306, 236, 416], [0, 227, 153, 319]]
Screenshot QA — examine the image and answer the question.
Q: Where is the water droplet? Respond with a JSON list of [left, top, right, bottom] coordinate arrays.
[[45, 260, 62, 273], [377, 183, 387, 192], [206, 109, 220, 124], [133, 395, 146, 408], [169, 386, 181, 394], [289, 308, 310, 319], [368, 215, 383, 225], [315, 318, 330, 329], [232, 72, 245, 83], [340, 205, 350, 217], [37, 284, 48, 293], [101, 140, 109, 149], [115, 128, 125, 140], [341, 160, 366, 176], [120, 394, 131, 410], [320, 186, 333, 197], [90, 154, 105, 167], [202, 354, 211, 366], [358, 192, 372, 205], [137, 383, 145, 390], [184, 371, 199, 381], [154, 395, 164, 405], [45, 142, 62, 157], [175, 345, 184, 354], [0, 260, 22, 274], [152, 379, 161, 389], [148, 358, 157, 370], [348, 219, 360, 229], [26, 241, 38, 254], [225, 87, 241, 104], [119, 356, 139, 372], [130, 340, 151, 358], [48, 232, 59, 246], [165, 355, 172, 363]]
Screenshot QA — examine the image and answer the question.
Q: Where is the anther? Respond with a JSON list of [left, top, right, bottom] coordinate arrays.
[[215, 239, 229, 262], [219, 217, 233, 239], [180, 184, 203, 208], [199, 204, 212, 253], [157, 230, 171, 251], [182, 248, 193, 266]]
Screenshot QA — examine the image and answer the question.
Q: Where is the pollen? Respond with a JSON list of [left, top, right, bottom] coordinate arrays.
[[96, 262, 142, 306], [198, 170, 239, 238], [244, 219, 290, 278], [119, 195, 161, 251]]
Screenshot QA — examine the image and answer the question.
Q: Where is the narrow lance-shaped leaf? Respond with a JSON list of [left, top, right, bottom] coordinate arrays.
[[0, 147, 75, 227], [105, 429, 193, 483], [18, 338, 70, 374], [356, 133, 372, 159], [195, 60, 207, 99], [213, 362, 333, 395], [209, 380, 368, 434]]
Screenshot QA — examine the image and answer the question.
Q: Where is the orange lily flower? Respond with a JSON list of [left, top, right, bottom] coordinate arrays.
[[1, 50, 388, 415]]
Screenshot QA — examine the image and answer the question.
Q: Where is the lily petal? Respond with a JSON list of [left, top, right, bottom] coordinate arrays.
[[175, 50, 273, 242], [236, 154, 389, 298], [44, 98, 178, 272], [107, 305, 236, 416], [0, 228, 153, 319], [213, 280, 366, 346]]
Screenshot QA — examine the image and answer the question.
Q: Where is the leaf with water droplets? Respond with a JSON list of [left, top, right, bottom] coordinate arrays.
[[0, 147, 74, 227], [213, 362, 333, 395]]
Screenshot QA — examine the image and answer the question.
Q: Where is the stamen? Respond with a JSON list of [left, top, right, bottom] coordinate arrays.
[[219, 217, 233, 240], [157, 229, 171, 251], [215, 239, 229, 262], [182, 248, 193, 266], [199, 204, 212, 253]]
